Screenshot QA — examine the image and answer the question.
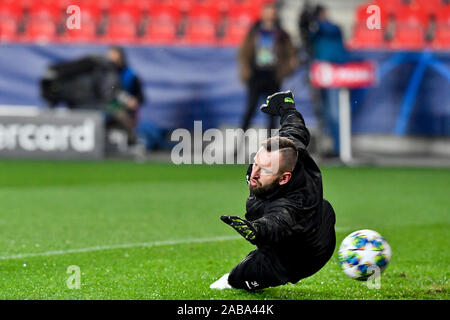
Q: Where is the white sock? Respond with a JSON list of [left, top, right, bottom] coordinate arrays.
[[210, 273, 232, 290]]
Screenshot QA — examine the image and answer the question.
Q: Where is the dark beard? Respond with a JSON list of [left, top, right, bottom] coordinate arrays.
[[249, 179, 280, 198]]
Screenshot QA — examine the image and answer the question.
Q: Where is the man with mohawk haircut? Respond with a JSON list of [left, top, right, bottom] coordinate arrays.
[[211, 91, 336, 291]]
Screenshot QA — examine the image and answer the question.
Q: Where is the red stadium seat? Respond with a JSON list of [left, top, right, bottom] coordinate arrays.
[[58, 1, 102, 43], [355, 3, 370, 25], [213, 0, 233, 13], [28, 0, 63, 22], [109, 0, 143, 22], [188, 1, 221, 21], [148, 0, 179, 20], [148, 1, 179, 17], [15, 0, 34, 11], [183, 22, 217, 45], [355, 2, 391, 30], [149, 0, 176, 8], [22, 19, 58, 42], [141, 23, 178, 44], [61, 20, 98, 43], [73, 2, 103, 22], [431, 4, 450, 49], [184, 0, 221, 42], [348, 23, 386, 49], [186, 0, 230, 10], [141, 5, 180, 44], [55, 0, 77, 10], [431, 24, 450, 49], [218, 0, 262, 46], [220, 2, 260, 47], [387, 1, 430, 50], [220, 20, 251, 45], [436, 5, 450, 24], [394, 6, 429, 25], [83, 0, 117, 11], [0, 0, 23, 20], [101, 0, 143, 44], [383, 1, 429, 50], [375, 0, 403, 15], [233, 0, 267, 6], [177, 0, 193, 12], [390, 24, 426, 49], [0, 19, 19, 41], [228, 1, 261, 23], [177, 0, 234, 12], [415, 0, 441, 16], [104, 20, 138, 44], [129, 0, 153, 13], [0, 0, 22, 42]]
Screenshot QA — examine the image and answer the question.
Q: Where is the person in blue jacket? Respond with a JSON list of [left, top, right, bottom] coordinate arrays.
[[106, 46, 144, 145], [309, 5, 349, 157]]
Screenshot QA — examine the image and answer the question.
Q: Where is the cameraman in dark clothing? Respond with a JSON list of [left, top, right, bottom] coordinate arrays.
[[211, 91, 336, 291], [238, 2, 297, 132], [106, 46, 145, 145]]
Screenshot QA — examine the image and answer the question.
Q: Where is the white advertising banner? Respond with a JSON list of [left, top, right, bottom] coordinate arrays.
[[0, 107, 104, 159]]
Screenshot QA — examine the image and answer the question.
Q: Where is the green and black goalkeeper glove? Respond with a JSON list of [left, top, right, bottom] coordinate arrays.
[[221, 215, 258, 244], [260, 90, 297, 117]]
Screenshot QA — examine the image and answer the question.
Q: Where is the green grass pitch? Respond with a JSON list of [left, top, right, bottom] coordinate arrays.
[[0, 160, 448, 300]]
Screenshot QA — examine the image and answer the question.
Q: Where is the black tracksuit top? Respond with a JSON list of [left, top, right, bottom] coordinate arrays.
[[244, 109, 336, 282]]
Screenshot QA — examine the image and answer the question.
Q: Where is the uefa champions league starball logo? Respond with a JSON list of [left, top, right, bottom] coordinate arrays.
[[338, 229, 392, 289]]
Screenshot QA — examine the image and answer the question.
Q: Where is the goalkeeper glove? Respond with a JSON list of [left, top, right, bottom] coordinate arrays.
[[260, 90, 297, 117], [220, 215, 258, 244]]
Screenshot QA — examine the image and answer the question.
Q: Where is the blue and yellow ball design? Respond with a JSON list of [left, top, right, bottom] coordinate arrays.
[[337, 229, 392, 280]]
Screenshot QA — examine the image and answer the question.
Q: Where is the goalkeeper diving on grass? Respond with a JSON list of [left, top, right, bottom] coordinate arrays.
[[210, 91, 336, 291]]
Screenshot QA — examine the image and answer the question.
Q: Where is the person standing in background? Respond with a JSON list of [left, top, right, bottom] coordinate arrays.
[[106, 46, 145, 146], [308, 5, 349, 157], [238, 1, 297, 134], [298, 0, 315, 62]]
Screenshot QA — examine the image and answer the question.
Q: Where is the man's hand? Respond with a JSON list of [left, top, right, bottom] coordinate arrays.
[[221, 215, 258, 244], [260, 90, 297, 116], [126, 96, 139, 110]]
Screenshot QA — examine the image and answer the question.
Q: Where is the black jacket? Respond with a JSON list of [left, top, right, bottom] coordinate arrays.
[[245, 109, 336, 283], [238, 21, 297, 84]]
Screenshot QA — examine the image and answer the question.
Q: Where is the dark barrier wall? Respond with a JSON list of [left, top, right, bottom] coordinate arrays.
[[0, 44, 448, 136], [349, 50, 450, 136]]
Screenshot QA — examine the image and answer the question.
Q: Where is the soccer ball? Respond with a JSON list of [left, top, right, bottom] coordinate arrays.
[[337, 229, 391, 280]]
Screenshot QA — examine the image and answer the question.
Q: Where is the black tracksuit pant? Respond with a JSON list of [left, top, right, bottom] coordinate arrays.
[[228, 200, 336, 291], [241, 71, 281, 133]]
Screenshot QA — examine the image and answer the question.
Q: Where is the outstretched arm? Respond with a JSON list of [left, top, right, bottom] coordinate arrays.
[[221, 215, 259, 244], [250, 202, 303, 245], [261, 91, 310, 151], [221, 202, 303, 246]]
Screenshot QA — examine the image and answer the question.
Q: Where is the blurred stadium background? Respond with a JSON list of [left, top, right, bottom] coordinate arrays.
[[0, 0, 448, 164]]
